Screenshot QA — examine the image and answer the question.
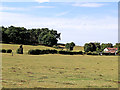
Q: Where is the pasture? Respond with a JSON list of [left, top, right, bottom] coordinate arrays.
[[1, 44, 118, 88]]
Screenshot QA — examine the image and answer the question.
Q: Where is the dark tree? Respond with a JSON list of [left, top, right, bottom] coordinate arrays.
[[17, 45, 23, 54], [101, 43, 113, 51], [84, 43, 91, 52], [84, 42, 101, 52], [65, 43, 70, 51], [65, 42, 75, 51], [70, 42, 75, 51], [1, 26, 61, 46], [38, 31, 60, 46]]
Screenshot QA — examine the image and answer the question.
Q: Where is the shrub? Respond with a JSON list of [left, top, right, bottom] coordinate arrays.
[[83, 52, 86, 54], [87, 51, 98, 55], [28, 49, 41, 55], [28, 49, 82, 55], [87, 51, 92, 55], [28, 49, 58, 55], [58, 50, 83, 55], [59, 50, 69, 54], [79, 51, 83, 54], [17, 48, 23, 54], [28, 50, 35, 55], [6, 49, 12, 53], [118, 52, 120, 56], [35, 49, 41, 55], [49, 49, 58, 54], [17, 45, 23, 54], [92, 52, 99, 55], [116, 50, 120, 55], [1, 49, 6, 53]]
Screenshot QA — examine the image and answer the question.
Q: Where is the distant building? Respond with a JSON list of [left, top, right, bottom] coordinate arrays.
[[103, 48, 118, 55]]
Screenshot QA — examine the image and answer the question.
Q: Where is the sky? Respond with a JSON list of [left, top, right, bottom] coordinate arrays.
[[0, 1, 118, 46]]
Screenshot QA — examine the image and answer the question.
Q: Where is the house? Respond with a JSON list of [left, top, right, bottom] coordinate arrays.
[[103, 48, 118, 55]]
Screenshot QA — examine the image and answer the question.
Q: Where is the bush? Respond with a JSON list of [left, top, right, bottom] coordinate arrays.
[[1, 49, 6, 53], [59, 50, 71, 55], [58, 50, 83, 55], [92, 52, 99, 55], [35, 49, 41, 54], [83, 52, 86, 54], [17, 48, 23, 54], [116, 50, 120, 55], [28, 49, 58, 55], [6, 49, 12, 53], [48, 49, 58, 54], [117, 52, 120, 56], [28, 49, 83, 55], [28, 49, 41, 55], [17, 45, 23, 54], [87, 51, 98, 55], [79, 51, 83, 54], [28, 50, 35, 55], [87, 51, 92, 55]]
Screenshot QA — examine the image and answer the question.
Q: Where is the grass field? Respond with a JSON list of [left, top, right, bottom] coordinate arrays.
[[2, 44, 55, 54], [2, 44, 84, 54], [1, 44, 118, 88]]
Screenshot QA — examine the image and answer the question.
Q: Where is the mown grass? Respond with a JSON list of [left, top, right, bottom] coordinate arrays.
[[1, 44, 118, 88]]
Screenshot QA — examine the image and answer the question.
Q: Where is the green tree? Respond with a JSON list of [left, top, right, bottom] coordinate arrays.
[[1, 26, 8, 43], [1, 26, 61, 46], [17, 45, 23, 54], [101, 43, 113, 51], [94, 43, 101, 49], [114, 43, 120, 50], [84, 42, 101, 52], [65, 43, 70, 51], [65, 42, 75, 51], [70, 42, 75, 51], [96, 47, 100, 53], [84, 43, 91, 52], [38, 33, 57, 46]]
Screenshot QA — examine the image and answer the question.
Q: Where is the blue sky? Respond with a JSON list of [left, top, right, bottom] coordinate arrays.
[[0, 1, 118, 46]]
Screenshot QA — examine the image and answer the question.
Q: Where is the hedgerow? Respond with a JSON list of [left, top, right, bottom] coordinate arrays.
[[0, 49, 12, 53], [28, 49, 83, 55], [28, 49, 58, 55]]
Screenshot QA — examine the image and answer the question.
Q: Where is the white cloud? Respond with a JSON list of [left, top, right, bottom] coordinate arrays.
[[72, 3, 105, 7], [0, 12, 117, 45], [56, 11, 70, 16], [0, 5, 54, 11], [35, 0, 49, 3], [0, 6, 28, 11], [34, 6, 54, 8]]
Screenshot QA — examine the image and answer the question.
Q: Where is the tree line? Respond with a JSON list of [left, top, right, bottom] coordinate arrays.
[[84, 42, 120, 52], [1, 26, 61, 46], [1, 26, 120, 53]]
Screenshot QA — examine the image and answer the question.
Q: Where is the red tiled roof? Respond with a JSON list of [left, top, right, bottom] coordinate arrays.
[[107, 48, 118, 50], [104, 48, 118, 53]]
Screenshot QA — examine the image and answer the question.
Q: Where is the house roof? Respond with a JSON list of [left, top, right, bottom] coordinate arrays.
[[107, 48, 118, 50], [104, 48, 118, 53]]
